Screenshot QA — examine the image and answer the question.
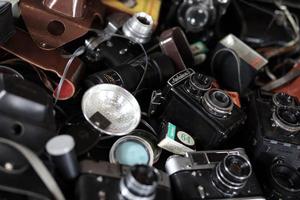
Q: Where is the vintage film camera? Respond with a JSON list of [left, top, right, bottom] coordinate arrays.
[[165, 149, 265, 200], [84, 12, 154, 65], [246, 91, 300, 169], [245, 91, 300, 199], [150, 69, 246, 149], [76, 160, 172, 200]]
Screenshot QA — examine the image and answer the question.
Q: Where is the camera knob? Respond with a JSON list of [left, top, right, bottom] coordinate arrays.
[[185, 73, 212, 96]]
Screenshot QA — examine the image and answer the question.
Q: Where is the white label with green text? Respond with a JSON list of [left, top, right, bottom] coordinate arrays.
[[177, 131, 195, 146]]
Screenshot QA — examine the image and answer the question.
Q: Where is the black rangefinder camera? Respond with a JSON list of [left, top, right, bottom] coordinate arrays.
[[151, 69, 246, 149], [246, 91, 300, 169], [76, 160, 172, 200], [165, 149, 265, 200]]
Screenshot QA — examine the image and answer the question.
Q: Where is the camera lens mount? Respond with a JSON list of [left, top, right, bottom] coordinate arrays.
[[177, 0, 211, 32], [212, 154, 252, 196], [273, 107, 300, 133], [272, 93, 297, 108], [184, 73, 212, 96], [270, 163, 300, 196], [122, 12, 153, 44], [120, 165, 159, 200], [202, 89, 234, 118]]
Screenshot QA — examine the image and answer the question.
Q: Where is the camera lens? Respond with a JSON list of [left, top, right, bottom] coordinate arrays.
[[122, 12, 153, 44], [212, 154, 252, 196], [270, 163, 300, 196], [109, 135, 154, 166], [85, 53, 176, 92], [137, 15, 151, 26], [185, 6, 209, 29], [273, 107, 300, 132], [185, 73, 212, 96], [224, 155, 252, 178], [273, 93, 297, 107], [120, 165, 159, 200], [177, 1, 210, 32], [131, 165, 159, 185], [211, 90, 231, 108], [202, 89, 233, 118]]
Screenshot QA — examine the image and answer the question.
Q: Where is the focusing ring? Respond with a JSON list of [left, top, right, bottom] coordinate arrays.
[[120, 165, 159, 200], [212, 154, 252, 196]]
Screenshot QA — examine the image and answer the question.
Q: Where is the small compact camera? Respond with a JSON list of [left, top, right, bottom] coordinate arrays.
[[177, 0, 230, 33], [85, 12, 154, 65], [150, 69, 246, 149], [76, 160, 172, 200], [165, 149, 265, 200], [246, 91, 300, 169]]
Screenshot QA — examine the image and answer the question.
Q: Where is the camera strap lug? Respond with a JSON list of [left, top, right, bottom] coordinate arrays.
[[148, 90, 164, 116]]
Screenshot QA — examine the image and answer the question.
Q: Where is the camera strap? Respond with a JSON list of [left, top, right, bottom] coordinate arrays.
[[0, 138, 66, 200], [261, 68, 300, 91]]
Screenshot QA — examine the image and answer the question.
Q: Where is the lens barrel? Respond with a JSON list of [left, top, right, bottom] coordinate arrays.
[[120, 165, 159, 200], [202, 89, 234, 118], [85, 53, 176, 92], [123, 12, 153, 44], [177, 0, 211, 32], [270, 163, 300, 198], [212, 154, 252, 196]]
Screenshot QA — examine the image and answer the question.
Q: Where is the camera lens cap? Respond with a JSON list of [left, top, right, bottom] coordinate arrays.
[[59, 114, 101, 156], [109, 135, 154, 166]]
